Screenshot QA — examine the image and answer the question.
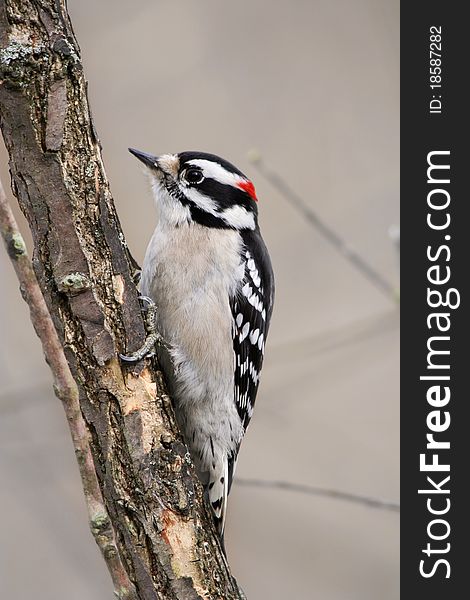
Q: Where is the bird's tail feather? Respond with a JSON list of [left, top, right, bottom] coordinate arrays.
[[207, 459, 229, 538]]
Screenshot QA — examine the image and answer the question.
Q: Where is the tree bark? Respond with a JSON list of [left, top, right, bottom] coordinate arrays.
[[0, 2, 244, 599]]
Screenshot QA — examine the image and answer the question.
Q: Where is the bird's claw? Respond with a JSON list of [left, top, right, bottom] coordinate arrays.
[[119, 295, 162, 362], [138, 295, 155, 310]]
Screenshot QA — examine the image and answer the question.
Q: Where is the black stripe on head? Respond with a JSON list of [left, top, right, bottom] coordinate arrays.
[[178, 151, 248, 179], [189, 205, 233, 229], [198, 178, 258, 215]]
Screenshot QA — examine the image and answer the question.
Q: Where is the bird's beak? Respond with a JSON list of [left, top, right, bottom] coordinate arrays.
[[128, 147, 159, 169]]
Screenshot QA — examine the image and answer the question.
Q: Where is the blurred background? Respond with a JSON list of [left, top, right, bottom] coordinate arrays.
[[0, 1, 399, 598]]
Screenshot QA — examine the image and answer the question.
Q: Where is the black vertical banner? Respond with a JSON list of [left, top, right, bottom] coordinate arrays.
[[401, 3, 467, 599]]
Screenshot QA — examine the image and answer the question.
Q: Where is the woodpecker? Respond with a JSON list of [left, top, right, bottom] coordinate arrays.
[[124, 148, 274, 537]]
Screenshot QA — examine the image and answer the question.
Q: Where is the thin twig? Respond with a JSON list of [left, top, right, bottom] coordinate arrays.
[[235, 477, 400, 513], [268, 308, 398, 362], [249, 153, 399, 304], [0, 177, 137, 600]]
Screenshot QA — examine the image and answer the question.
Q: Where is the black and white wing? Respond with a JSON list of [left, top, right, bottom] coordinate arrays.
[[229, 229, 274, 489]]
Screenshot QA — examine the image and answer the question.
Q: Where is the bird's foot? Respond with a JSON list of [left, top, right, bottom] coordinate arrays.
[[119, 296, 163, 362]]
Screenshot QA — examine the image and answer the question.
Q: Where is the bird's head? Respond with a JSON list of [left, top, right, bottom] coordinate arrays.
[[129, 148, 258, 230]]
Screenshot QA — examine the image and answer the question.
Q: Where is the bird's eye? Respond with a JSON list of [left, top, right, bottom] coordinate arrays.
[[183, 167, 204, 185]]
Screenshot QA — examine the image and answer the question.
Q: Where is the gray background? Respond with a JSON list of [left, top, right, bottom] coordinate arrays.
[[0, 1, 399, 598]]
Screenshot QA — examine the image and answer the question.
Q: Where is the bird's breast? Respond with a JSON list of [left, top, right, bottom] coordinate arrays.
[[140, 223, 245, 400]]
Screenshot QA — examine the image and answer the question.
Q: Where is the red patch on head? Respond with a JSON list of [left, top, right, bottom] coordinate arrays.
[[237, 180, 258, 202]]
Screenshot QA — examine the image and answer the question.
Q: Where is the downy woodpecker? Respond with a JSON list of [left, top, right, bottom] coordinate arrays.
[[124, 148, 274, 537]]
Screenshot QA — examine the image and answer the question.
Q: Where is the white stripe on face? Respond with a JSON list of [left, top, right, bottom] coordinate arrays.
[[183, 188, 255, 230], [183, 187, 219, 214], [186, 159, 245, 188], [219, 205, 255, 230]]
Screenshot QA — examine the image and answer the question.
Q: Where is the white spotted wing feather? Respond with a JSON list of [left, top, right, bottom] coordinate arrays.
[[229, 242, 274, 494]]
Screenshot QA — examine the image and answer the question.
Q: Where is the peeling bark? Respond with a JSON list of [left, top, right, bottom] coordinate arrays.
[[0, 2, 245, 599]]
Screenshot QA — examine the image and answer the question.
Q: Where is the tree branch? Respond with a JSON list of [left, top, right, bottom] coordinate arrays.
[[0, 176, 138, 600], [0, 2, 244, 598]]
